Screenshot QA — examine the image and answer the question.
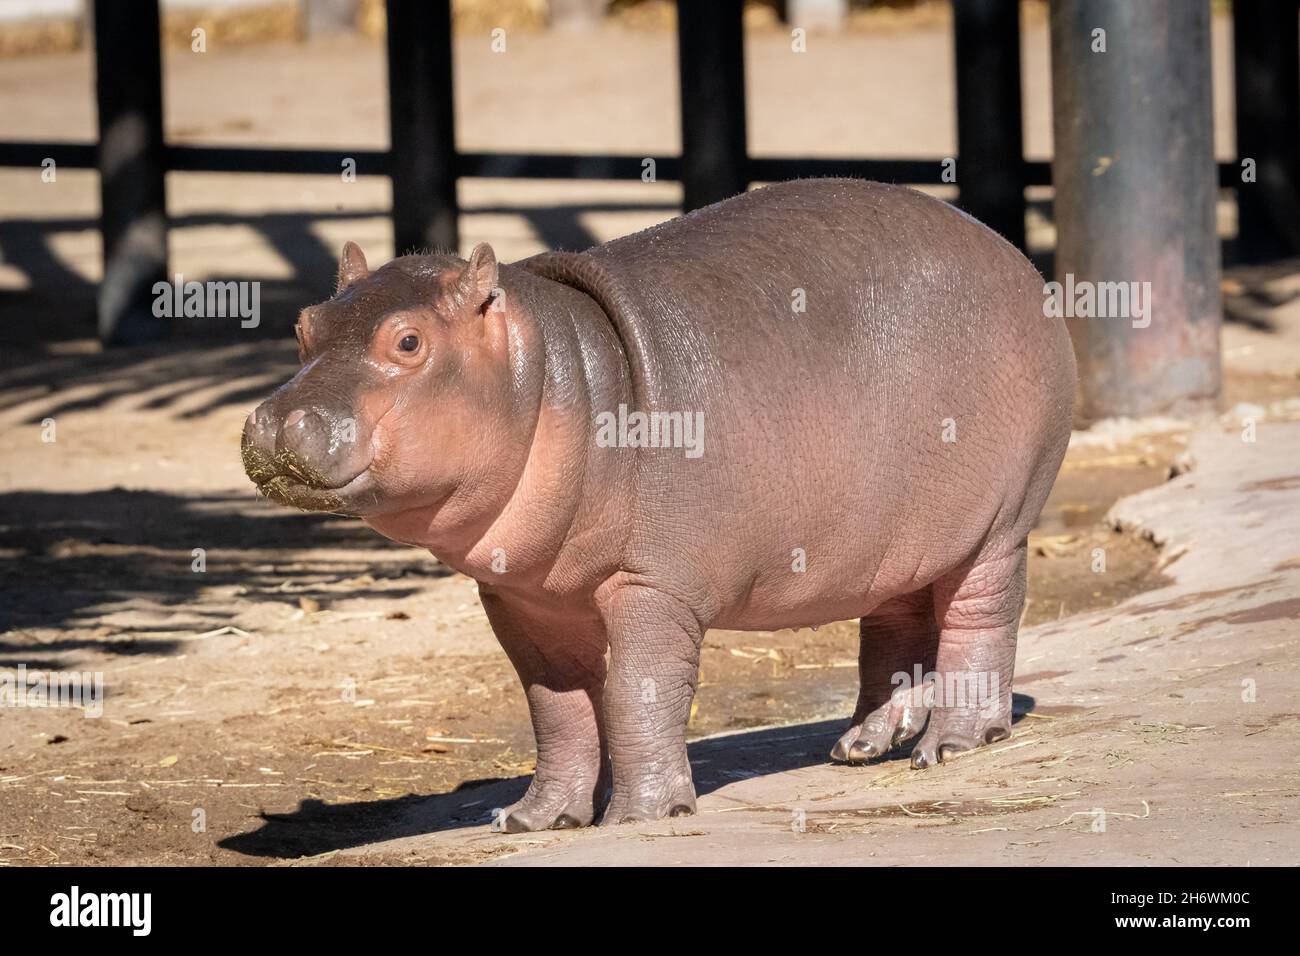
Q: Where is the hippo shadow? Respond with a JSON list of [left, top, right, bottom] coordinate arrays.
[[219, 695, 1035, 860]]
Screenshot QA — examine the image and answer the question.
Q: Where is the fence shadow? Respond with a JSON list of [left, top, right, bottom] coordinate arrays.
[[0, 199, 679, 347], [0, 488, 442, 653]]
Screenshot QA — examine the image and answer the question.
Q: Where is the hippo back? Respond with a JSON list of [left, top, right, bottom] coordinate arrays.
[[520, 178, 1075, 622]]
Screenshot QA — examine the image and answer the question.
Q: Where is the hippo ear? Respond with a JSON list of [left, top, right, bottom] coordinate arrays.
[[337, 241, 370, 291], [455, 242, 499, 313]]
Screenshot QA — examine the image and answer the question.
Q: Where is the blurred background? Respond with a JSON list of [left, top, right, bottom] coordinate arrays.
[[3, 1, 1296, 410], [1, 0, 1065, 344]]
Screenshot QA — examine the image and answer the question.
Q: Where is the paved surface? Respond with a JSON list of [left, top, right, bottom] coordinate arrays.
[[337, 421, 1300, 865]]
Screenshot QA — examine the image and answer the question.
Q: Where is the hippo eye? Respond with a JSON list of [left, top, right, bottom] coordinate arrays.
[[398, 334, 419, 353]]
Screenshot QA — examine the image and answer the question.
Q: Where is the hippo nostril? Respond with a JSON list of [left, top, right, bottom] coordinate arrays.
[[243, 407, 269, 447], [275, 409, 332, 468]]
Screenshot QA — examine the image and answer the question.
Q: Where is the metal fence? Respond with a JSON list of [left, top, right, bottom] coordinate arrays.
[[0, 0, 1297, 345]]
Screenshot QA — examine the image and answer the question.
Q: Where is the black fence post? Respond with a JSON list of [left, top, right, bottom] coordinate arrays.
[[1232, 0, 1300, 263], [93, 0, 168, 344], [676, 0, 748, 211], [953, 0, 1025, 249], [1051, 0, 1221, 421], [386, 0, 458, 255]]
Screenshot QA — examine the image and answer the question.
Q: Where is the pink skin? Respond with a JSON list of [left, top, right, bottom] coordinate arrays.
[[242, 178, 1076, 830]]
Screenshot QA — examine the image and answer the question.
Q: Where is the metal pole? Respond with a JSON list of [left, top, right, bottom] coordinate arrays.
[[1050, 0, 1221, 420], [93, 0, 168, 344], [386, 0, 458, 254], [954, 0, 1026, 249], [1232, 0, 1300, 263], [676, 0, 748, 211]]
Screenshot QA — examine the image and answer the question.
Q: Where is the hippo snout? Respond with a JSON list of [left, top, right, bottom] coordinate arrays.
[[241, 401, 372, 511]]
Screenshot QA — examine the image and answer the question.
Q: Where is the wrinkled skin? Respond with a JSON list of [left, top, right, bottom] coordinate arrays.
[[242, 179, 1076, 830]]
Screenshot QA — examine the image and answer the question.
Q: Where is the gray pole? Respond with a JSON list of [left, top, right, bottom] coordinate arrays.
[[1050, 0, 1221, 420]]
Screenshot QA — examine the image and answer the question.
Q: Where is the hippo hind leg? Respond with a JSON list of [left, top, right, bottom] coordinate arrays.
[[831, 587, 938, 764], [910, 544, 1025, 768]]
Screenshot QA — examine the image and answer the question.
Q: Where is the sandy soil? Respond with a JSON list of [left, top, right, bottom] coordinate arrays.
[[1, 15, 1299, 866]]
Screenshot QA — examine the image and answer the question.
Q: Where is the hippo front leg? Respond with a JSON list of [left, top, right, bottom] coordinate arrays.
[[480, 592, 609, 831], [599, 584, 703, 824]]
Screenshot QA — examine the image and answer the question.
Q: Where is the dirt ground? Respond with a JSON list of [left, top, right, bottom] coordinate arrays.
[[4, 343, 1299, 865], [1, 14, 1299, 866]]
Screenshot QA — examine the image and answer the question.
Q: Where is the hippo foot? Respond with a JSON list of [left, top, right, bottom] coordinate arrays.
[[909, 699, 1012, 769], [831, 682, 932, 764], [599, 775, 697, 826], [501, 777, 605, 832]]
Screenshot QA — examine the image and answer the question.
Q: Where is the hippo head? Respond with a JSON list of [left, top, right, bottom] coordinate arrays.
[[242, 241, 518, 521]]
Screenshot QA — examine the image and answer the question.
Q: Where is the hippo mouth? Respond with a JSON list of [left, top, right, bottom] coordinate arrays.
[[241, 444, 372, 514]]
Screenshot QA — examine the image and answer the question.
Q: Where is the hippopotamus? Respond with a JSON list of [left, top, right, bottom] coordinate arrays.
[[242, 178, 1076, 830]]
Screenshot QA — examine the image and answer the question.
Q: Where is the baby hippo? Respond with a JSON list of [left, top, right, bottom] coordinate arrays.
[[242, 178, 1076, 830]]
